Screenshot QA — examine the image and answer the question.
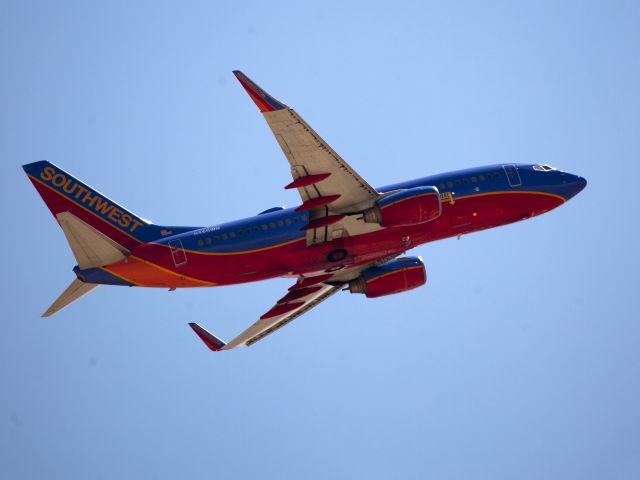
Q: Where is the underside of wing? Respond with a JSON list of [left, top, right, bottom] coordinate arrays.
[[233, 70, 383, 245]]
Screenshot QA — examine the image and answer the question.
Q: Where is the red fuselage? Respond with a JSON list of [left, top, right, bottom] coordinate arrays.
[[83, 163, 585, 289]]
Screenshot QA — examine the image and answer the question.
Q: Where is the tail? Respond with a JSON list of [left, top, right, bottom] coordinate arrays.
[[23, 160, 199, 316], [22, 160, 195, 248]]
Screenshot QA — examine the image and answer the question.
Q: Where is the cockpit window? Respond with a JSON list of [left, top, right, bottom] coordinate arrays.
[[533, 164, 557, 172]]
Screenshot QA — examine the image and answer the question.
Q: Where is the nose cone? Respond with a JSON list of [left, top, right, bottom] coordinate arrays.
[[562, 174, 587, 201]]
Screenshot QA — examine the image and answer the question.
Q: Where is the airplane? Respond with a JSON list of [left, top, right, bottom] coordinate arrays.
[[23, 70, 587, 351]]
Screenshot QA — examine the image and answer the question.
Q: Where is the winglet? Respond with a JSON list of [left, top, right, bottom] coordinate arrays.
[[189, 323, 227, 351], [233, 70, 286, 112]]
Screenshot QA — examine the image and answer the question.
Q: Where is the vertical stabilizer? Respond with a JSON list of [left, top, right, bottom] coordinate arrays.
[[23, 161, 201, 248], [43, 279, 99, 317]]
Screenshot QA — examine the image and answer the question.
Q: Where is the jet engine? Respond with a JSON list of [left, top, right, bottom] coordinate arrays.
[[348, 256, 426, 298], [363, 186, 441, 227]]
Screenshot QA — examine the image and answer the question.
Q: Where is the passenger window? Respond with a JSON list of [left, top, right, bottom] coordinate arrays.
[[222, 233, 228, 240], [495, 172, 501, 178], [229, 231, 236, 239], [285, 219, 292, 226], [206, 238, 212, 245], [261, 224, 268, 231], [471, 176, 477, 183], [301, 214, 308, 221], [277, 220, 284, 227], [447, 181, 453, 188], [198, 239, 204, 247], [487, 173, 492, 180], [293, 217, 299, 223], [479, 175, 485, 181], [463, 178, 469, 185], [269, 222, 276, 229], [213, 236, 220, 242], [439, 183, 445, 190], [455, 180, 461, 186]]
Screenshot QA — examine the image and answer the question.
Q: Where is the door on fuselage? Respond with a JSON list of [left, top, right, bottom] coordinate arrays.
[[502, 164, 522, 187], [168, 239, 188, 267]]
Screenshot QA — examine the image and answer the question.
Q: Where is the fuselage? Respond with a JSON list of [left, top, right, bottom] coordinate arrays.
[[75, 163, 586, 289]]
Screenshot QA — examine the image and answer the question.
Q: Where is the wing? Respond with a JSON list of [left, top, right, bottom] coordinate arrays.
[[233, 70, 383, 245], [189, 254, 402, 351], [190, 280, 342, 351]]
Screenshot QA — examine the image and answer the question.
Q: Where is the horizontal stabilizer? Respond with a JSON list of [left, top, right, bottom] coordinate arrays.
[[189, 323, 227, 351], [57, 211, 129, 269], [43, 279, 100, 317]]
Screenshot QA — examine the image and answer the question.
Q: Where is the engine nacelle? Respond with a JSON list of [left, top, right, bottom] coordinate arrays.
[[348, 256, 426, 298], [363, 186, 441, 227]]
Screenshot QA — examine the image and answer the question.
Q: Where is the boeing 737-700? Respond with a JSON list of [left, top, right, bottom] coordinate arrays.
[[23, 71, 587, 350]]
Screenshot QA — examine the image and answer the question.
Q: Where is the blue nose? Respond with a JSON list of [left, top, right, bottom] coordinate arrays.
[[562, 175, 587, 200]]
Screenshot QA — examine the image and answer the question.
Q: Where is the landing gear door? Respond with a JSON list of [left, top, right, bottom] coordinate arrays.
[[168, 239, 188, 267], [503, 164, 522, 187]]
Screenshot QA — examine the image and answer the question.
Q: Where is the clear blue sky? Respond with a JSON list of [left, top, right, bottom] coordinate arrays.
[[1, 1, 639, 478]]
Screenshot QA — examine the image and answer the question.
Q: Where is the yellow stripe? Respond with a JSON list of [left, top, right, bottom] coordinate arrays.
[[101, 258, 216, 287], [28, 174, 143, 244], [153, 236, 305, 256], [452, 189, 566, 203]]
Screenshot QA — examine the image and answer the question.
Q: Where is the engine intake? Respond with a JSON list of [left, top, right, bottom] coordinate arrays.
[[363, 186, 441, 227], [349, 256, 426, 298]]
